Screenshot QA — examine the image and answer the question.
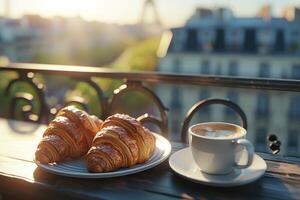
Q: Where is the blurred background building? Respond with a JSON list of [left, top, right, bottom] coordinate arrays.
[[157, 6, 300, 156]]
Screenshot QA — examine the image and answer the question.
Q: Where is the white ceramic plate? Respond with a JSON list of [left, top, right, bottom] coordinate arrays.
[[169, 148, 267, 187], [35, 132, 171, 178]]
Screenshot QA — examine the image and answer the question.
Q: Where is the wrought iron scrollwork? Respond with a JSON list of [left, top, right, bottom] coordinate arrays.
[[181, 98, 248, 143], [64, 96, 90, 113], [5, 72, 48, 123], [62, 79, 168, 136], [110, 80, 168, 137], [267, 134, 281, 154], [4, 72, 167, 136], [62, 77, 108, 118]]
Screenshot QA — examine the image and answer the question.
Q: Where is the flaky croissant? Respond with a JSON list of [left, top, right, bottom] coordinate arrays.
[[35, 106, 103, 164], [86, 113, 156, 173]]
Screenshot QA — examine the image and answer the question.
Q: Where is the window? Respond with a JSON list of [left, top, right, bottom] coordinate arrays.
[[225, 90, 238, 116], [228, 61, 238, 76], [170, 88, 182, 112], [288, 96, 300, 119], [243, 29, 257, 52], [185, 28, 198, 52], [256, 94, 269, 116], [287, 130, 299, 156], [291, 30, 299, 37], [255, 128, 267, 152], [173, 59, 181, 73], [274, 29, 285, 53], [169, 28, 184, 52], [201, 60, 210, 74], [292, 64, 300, 79], [199, 89, 210, 100], [281, 69, 288, 79], [229, 29, 240, 51], [214, 28, 225, 52], [170, 87, 182, 135], [198, 89, 210, 114], [216, 64, 222, 75], [259, 62, 270, 78]]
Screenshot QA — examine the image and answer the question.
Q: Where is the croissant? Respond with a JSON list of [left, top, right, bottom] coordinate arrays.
[[86, 113, 156, 173], [35, 106, 103, 164]]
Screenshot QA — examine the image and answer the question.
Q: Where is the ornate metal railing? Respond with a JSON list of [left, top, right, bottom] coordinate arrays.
[[2, 62, 300, 153]]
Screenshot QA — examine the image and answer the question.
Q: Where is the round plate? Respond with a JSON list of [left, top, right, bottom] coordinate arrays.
[[169, 148, 267, 187], [35, 132, 171, 178]]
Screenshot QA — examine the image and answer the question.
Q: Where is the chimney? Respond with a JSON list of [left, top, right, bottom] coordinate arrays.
[[257, 4, 272, 20], [282, 7, 300, 22]]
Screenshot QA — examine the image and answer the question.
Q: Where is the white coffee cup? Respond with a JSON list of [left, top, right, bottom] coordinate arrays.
[[189, 122, 254, 175]]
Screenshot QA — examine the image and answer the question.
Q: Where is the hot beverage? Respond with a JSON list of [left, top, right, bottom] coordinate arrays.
[[189, 122, 254, 175], [192, 124, 242, 139]]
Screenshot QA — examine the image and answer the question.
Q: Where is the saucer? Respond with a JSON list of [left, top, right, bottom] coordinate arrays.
[[169, 148, 267, 187]]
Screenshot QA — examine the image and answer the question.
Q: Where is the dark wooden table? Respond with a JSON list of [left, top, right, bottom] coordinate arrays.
[[0, 118, 299, 200]]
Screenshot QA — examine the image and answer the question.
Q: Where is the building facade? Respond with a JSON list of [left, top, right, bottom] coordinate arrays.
[[157, 7, 300, 156]]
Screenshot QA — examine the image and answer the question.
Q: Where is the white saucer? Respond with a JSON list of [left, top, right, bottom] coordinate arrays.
[[169, 148, 267, 187]]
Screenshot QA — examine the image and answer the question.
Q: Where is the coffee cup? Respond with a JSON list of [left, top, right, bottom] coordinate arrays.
[[189, 122, 254, 175]]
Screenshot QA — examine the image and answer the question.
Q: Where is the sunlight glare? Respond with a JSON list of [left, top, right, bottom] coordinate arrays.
[[20, 0, 140, 24]]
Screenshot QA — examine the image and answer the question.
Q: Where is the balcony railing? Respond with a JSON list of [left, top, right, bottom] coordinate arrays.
[[1, 62, 300, 156]]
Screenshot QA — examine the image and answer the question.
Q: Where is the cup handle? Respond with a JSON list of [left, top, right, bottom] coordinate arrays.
[[234, 139, 254, 169]]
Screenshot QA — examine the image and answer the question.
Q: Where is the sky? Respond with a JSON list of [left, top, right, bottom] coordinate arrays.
[[0, 0, 300, 27]]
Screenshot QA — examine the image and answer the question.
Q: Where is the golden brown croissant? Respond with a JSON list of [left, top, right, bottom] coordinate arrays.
[[35, 106, 103, 164], [86, 113, 156, 173]]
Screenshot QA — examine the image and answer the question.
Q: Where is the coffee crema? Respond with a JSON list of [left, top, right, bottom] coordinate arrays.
[[192, 124, 242, 139]]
